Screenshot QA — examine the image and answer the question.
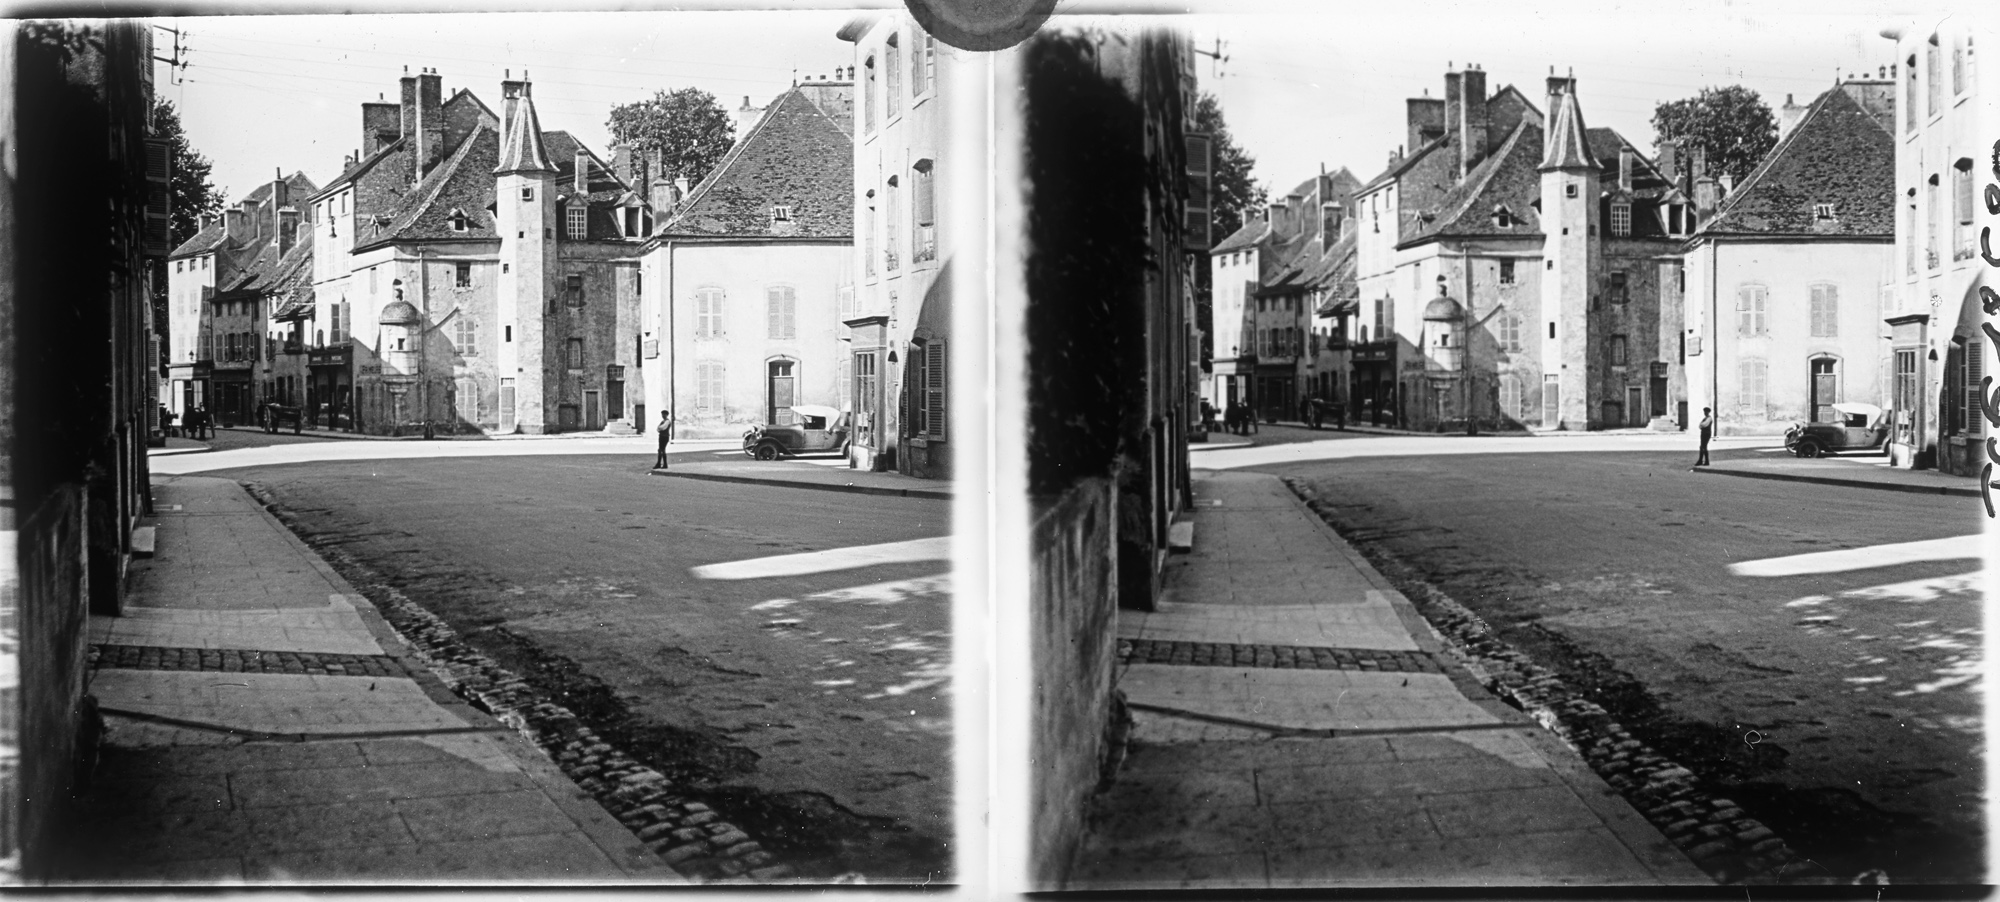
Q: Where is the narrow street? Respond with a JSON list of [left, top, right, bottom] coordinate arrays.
[[206, 449, 952, 880], [1248, 434, 1982, 882]]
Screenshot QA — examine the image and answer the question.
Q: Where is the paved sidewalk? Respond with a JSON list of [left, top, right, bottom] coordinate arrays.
[[1069, 470, 1708, 889], [652, 456, 953, 499], [1697, 453, 1978, 497], [53, 475, 675, 885]]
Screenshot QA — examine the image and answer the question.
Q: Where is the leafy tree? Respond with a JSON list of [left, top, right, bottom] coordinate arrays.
[[1651, 85, 1779, 183], [606, 87, 735, 189], [1191, 92, 1267, 242], [150, 98, 223, 368], [153, 98, 224, 246]]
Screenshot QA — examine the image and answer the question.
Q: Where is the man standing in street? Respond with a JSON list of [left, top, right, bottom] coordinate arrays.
[[1692, 407, 1714, 469], [653, 408, 675, 469]]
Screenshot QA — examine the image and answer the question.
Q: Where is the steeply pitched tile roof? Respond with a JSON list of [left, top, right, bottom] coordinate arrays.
[[1362, 135, 1447, 192], [496, 88, 556, 174], [1540, 89, 1598, 171], [1696, 85, 1894, 238], [1404, 120, 1545, 244], [269, 241, 316, 320], [354, 112, 639, 249], [169, 222, 228, 258], [1210, 219, 1269, 254], [658, 87, 854, 239]]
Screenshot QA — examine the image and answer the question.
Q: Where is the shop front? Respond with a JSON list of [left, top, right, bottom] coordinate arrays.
[[307, 343, 355, 432], [1351, 341, 1397, 426]]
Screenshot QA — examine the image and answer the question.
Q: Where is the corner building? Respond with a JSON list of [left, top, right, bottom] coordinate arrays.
[[304, 68, 652, 435]]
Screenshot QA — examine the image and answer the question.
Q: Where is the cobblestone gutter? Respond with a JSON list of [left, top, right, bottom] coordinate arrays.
[[244, 484, 792, 882], [1286, 478, 1836, 886]]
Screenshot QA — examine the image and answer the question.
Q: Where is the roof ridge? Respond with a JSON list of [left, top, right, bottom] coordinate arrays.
[[663, 88, 798, 228], [371, 126, 489, 248], [1703, 85, 1838, 227], [1423, 119, 1533, 238]]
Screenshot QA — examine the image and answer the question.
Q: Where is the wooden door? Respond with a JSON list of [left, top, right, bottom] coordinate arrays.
[[1627, 387, 1644, 427], [584, 390, 601, 430], [768, 360, 796, 425], [1542, 376, 1560, 428], [499, 378, 516, 433], [1811, 358, 1837, 422]]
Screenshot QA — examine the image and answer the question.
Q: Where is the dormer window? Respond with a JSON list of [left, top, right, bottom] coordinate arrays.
[[1491, 206, 1515, 228], [1813, 202, 1835, 220], [450, 209, 469, 232], [566, 201, 587, 240], [772, 205, 794, 222], [624, 206, 640, 237], [1610, 202, 1631, 237]]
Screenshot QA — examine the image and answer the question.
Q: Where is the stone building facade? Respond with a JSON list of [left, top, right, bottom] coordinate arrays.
[[839, 13, 954, 479], [639, 82, 854, 440], [1880, 19, 1996, 475], [165, 173, 317, 426], [1355, 66, 1688, 431], [303, 68, 651, 435], [1682, 79, 1896, 436]]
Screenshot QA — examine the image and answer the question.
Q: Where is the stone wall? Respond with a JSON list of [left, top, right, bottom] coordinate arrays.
[[1028, 478, 1119, 887]]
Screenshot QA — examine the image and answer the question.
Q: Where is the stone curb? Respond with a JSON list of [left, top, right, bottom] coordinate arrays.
[[1286, 477, 1850, 886], [650, 468, 954, 500], [1694, 466, 1978, 498], [242, 484, 796, 884]]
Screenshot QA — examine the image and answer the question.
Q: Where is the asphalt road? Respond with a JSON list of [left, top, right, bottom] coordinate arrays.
[[213, 453, 951, 881], [1257, 440, 1984, 882]]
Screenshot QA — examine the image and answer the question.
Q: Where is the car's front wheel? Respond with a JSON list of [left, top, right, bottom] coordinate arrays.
[[1794, 439, 1823, 459], [754, 443, 781, 461]]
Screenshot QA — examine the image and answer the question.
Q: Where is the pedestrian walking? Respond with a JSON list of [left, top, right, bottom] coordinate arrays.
[[1199, 399, 1216, 433], [1298, 395, 1314, 428], [653, 408, 675, 469], [1692, 407, 1714, 469], [160, 405, 177, 438]]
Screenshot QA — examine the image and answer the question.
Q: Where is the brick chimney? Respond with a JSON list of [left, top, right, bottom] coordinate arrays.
[[1458, 65, 1488, 178], [1692, 148, 1720, 218], [1657, 139, 1680, 188], [1406, 96, 1445, 154], [416, 68, 445, 179], [362, 100, 400, 155], [1267, 200, 1289, 238], [399, 67, 418, 145], [224, 206, 246, 243], [1618, 145, 1634, 192], [1321, 201, 1344, 242], [279, 207, 300, 256], [575, 147, 589, 195]]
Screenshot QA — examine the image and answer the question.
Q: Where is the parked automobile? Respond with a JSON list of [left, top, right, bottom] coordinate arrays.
[[743, 405, 850, 460], [259, 401, 304, 435], [1784, 402, 1888, 458]]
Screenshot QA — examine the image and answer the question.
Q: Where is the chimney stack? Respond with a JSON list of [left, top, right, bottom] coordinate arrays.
[[279, 207, 300, 256], [416, 68, 445, 180], [576, 148, 589, 194], [1458, 65, 1488, 178], [1618, 145, 1634, 191], [1692, 147, 1720, 218], [1443, 70, 1463, 143], [224, 206, 246, 243], [399, 66, 419, 145], [1321, 201, 1344, 242], [1406, 96, 1446, 155]]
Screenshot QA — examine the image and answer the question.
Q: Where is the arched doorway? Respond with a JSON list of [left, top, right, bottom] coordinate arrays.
[[767, 358, 798, 425], [1809, 356, 1840, 423]]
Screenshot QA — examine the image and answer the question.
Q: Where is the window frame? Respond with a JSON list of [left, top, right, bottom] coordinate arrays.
[[1610, 203, 1631, 237], [1738, 358, 1768, 412], [766, 284, 798, 340], [454, 262, 472, 288], [1809, 283, 1839, 338], [695, 286, 725, 339], [1736, 284, 1768, 336]]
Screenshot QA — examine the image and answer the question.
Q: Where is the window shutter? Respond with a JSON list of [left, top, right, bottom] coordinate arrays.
[[1969, 342, 1984, 438], [926, 339, 946, 440], [144, 138, 173, 257]]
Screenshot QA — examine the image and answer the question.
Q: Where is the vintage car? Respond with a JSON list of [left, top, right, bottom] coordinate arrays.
[[1784, 402, 1889, 458], [259, 401, 304, 435], [743, 404, 850, 460]]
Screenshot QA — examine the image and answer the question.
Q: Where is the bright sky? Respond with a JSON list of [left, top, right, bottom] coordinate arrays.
[[146, 10, 861, 202], [146, 1, 1964, 205], [1173, 0, 1957, 194]]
